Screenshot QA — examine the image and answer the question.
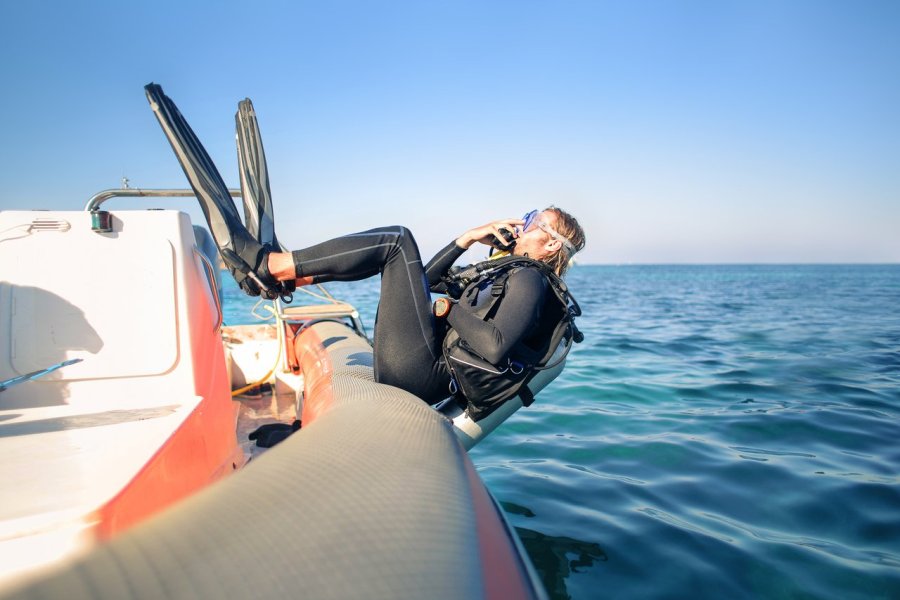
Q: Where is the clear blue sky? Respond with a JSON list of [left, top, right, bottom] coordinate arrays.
[[1, 0, 897, 264]]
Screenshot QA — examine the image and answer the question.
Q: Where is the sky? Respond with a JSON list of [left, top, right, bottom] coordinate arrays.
[[1, 0, 898, 264]]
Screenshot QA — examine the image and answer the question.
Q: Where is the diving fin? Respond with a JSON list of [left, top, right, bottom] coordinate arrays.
[[235, 99, 294, 298], [144, 83, 283, 299]]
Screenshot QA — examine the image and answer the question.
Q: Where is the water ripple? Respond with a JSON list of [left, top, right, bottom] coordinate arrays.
[[729, 446, 817, 459], [704, 512, 900, 569], [637, 506, 736, 544]]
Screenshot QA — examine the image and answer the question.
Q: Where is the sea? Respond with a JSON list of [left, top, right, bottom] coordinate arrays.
[[223, 264, 900, 600]]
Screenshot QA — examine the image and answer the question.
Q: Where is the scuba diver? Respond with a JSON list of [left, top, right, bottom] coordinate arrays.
[[234, 207, 585, 409], [144, 83, 585, 427]]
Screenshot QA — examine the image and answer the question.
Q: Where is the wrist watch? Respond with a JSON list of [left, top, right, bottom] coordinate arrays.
[[433, 297, 453, 318]]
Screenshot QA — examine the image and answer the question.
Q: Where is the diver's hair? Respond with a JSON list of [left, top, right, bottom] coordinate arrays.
[[543, 206, 585, 276]]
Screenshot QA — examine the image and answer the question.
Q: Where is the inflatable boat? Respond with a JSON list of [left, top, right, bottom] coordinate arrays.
[[0, 197, 548, 599], [0, 83, 569, 597]]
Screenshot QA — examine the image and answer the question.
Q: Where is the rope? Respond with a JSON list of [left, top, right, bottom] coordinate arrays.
[[230, 300, 285, 397], [227, 283, 341, 397]]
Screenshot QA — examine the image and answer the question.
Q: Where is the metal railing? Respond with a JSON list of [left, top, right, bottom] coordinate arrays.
[[84, 188, 242, 212]]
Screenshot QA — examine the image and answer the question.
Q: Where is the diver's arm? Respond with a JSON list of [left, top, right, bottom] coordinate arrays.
[[425, 240, 466, 290], [446, 268, 547, 365], [453, 218, 524, 251], [425, 218, 526, 290]]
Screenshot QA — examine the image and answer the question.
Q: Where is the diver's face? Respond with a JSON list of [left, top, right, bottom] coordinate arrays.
[[513, 210, 561, 260]]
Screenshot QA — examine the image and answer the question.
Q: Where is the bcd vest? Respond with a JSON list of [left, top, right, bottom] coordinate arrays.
[[441, 256, 583, 421]]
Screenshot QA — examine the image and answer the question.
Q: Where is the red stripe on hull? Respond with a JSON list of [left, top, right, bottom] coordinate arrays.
[[95, 342, 243, 539], [294, 327, 335, 426], [463, 455, 538, 600]]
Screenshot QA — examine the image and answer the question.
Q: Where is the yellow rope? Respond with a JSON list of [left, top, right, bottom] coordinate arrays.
[[230, 301, 285, 397], [227, 283, 341, 398]]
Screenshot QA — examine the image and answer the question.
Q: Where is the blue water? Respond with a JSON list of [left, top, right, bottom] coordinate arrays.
[[223, 265, 900, 599]]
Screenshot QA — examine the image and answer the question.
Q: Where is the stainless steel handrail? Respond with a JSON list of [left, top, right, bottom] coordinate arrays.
[[85, 188, 242, 212]]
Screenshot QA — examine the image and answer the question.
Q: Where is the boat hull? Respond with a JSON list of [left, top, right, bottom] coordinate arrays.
[[2, 319, 546, 599]]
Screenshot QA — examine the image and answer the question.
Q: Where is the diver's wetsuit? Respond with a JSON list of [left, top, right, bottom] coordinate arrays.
[[291, 226, 548, 404]]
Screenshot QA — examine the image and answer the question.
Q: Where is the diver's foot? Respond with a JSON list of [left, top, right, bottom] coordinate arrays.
[[224, 230, 300, 300], [221, 224, 283, 298]]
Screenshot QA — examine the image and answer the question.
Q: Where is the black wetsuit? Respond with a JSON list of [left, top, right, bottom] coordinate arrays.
[[291, 226, 548, 404]]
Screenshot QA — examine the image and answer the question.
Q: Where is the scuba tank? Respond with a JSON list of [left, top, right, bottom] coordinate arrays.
[[437, 340, 568, 450], [439, 255, 583, 426]]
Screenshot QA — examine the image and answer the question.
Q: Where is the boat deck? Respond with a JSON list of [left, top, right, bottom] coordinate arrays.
[[0, 392, 206, 586], [224, 323, 304, 462]]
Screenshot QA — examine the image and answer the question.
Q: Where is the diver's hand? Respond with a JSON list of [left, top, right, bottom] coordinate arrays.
[[455, 218, 525, 250]]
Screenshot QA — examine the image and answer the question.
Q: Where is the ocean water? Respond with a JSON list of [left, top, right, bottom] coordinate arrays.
[[223, 265, 900, 600]]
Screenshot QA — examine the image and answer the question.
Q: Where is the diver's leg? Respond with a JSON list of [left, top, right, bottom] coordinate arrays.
[[286, 227, 450, 403]]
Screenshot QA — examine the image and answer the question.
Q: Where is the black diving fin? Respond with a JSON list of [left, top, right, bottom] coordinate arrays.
[[236, 99, 294, 299], [144, 83, 286, 300]]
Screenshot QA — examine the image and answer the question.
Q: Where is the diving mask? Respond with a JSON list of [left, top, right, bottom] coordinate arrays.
[[520, 209, 577, 257]]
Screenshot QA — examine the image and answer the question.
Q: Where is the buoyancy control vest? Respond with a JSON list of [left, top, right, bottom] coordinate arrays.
[[441, 256, 584, 421]]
